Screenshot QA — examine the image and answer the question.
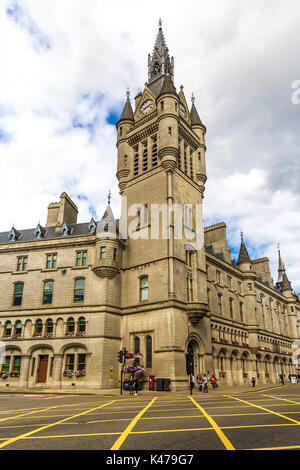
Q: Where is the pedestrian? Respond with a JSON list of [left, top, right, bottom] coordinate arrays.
[[280, 373, 284, 385], [211, 376, 216, 389], [128, 375, 134, 395], [203, 375, 208, 393], [191, 375, 195, 390], [251, 376, 256, 387], [133, 377, 139, 396], [198, 376, 203, 392]]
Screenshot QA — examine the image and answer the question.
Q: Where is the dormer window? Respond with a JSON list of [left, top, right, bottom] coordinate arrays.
[[88, 217, 97, 234], [34, 224, 47, 239], [61, 223, 72, 236], [8, 227, 21, 242]]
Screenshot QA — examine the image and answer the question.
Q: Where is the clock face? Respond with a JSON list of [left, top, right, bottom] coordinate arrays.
[[179, 103, 186, 117], [140, 99, 153, 115]]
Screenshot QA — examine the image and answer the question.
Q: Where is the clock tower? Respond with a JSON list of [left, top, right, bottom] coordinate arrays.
[[116, 21, 211, 389]]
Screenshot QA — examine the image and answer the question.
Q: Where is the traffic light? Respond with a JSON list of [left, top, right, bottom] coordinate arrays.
[[118, 350, 123, 363]]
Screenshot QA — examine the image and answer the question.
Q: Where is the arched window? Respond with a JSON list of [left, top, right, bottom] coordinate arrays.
[[45, 319, 53, 335], [67, 317, 75, 334], [35, 319, 43, 336], [229, 298, 234, 319], [4, 321, 12, 337], [78, 317, 86, 335], [146, 336, 152, 368], [74, 279, 85, 302], [240, 302, 244, 322], [217, 294, 222, 315], [134, 336, 140, 354], [14, 320, 22, 336], [43, 281, 54, 304], [13, 282, 24, 306], [140, 276, 148, 301]]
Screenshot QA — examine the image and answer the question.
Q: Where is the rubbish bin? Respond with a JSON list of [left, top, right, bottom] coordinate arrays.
[[155, 378, 164, 391], [163, 378, 171, 391], [149, 375, 155, 390]]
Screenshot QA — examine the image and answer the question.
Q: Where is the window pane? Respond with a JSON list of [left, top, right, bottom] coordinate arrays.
[[78, 354, 86, 370], [13, 356, 21, 372], [43, 281, 53, 304], [66, 354, 75, 370], [74, 279, 85, 302], [13, 283, 23, 306], [76, 252, 81, 266], [146, 336, 152, 368], [82, 251, 87, 266], [2, 356, 10, 372]]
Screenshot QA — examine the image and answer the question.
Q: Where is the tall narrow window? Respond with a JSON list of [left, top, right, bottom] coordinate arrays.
[[43, 281, 54, 304], [218, 294, 222, 315], [4, 321, 12, 337], [134, 336, 140, 354], [229, 298, 234, 319], [161, 101, 164, 111], [240, 302, 244, 322], [198, 151, 201, 161], [140, 276, 148, 301], [17, 256, 27, 272], [14, 320, 22, 337], [35, 319, 43, 335], [187, 278, 193, 301], [67, 317, 75, 334], [216, 270, 221, 284], [228, 276, 232, 289], [12, 356, 21, 373], [142, 140, 148, 171], [66, 354, 75, 371], [184, 144, 187, 174], [78, 354, 86, 371], [74, 279, 85, 302], [100, 247, 105, 259], [133, 145, 139, 176], [190, 155, 193, 179], [146, 336, 152, 368], [168, 127, 172, 136], [46, 319, 53, 335], [178, 139, 182, 169], [46, 254, 57, 269], [76, 251, 87, 266], [151, 135, 158, 167], [186, 250, 192, 267], [78, 317, 86, 334], [113, 248, 117, 261], [2, 356, 10, 373], [13, 282, 24, 306]]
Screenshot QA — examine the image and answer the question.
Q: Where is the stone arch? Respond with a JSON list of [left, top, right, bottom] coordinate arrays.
[[59, 342, 88, 355], [230, 349, 240, 384], [24, 319, 33, 339], [185, 333, 205, 376], [28, 343, 54, 356]]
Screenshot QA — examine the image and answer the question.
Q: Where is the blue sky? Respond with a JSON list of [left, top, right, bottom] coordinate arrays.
[[0, 0, 300, 290]]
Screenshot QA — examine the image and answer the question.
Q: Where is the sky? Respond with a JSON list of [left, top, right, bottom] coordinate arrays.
[[0, 0, 299, 290]]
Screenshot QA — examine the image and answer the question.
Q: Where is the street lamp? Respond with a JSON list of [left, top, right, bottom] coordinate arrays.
[[187, 322, 193, 395]]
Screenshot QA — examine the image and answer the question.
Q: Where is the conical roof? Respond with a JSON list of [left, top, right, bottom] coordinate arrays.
[[159, 73, 177, 96], [97, 202, 118, 238], [237, 239, 251, 265], [118, 97, 134, 123], [277, 249, 285, 283], [190, 102, 204, 126], [281, 272, 292, 292]]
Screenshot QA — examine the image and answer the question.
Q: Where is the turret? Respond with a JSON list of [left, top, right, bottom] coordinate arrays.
[[92, 195, 120, 279], [190, 94, 207, 191], [237, 231, 252, 273], [116, 89, 134, 193]]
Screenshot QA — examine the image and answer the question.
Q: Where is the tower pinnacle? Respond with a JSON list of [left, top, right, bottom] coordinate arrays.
[[148, 21, 174, 84]]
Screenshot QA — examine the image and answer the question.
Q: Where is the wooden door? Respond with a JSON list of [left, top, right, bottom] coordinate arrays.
[[37, 356, 48, 383]]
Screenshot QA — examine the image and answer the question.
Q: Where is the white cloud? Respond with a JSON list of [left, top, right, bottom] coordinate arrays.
[[0, 0, 300, 290]]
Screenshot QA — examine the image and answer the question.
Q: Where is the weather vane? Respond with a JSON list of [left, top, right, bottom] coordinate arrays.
[[240, 229, 243, 241], [126, 87, 130, 99], [191, 92, 195, 104], [158, 18, 162, 29], [277, 243, 280, 251], [108, 190, 111, 205]]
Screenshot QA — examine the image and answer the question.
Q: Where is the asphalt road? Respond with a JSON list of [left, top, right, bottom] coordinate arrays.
[[0, 385, 299, 450]]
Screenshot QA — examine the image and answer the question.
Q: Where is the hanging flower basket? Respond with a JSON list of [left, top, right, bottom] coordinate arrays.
[[0, 372, 8, 379], [76, 332, 85, 337], [63, 369, 74, 377], [125, 352, 134, 359], [9, 371, 20, 377], [134, 352, 143, 359], [75, 370, 86, 377]]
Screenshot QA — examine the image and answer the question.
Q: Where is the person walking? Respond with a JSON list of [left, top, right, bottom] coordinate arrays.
[[203, 375, 208, 393], [251, 376, 256, 387], [128, 375, 134, 395], [133, 377, 139, 396], [280, 373, 284, 385], [211, 376, 216, 389], [198, 376, 203, 392]]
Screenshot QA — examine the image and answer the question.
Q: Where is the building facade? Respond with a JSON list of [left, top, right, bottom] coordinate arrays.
[[0, 24, 299, 391]]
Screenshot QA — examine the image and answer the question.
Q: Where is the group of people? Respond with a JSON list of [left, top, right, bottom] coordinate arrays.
[[128, 375, 139, 396], [194, 374, 217, 392]]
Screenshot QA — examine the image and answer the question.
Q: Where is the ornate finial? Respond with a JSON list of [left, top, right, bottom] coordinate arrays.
[[108, 190, 111, 205], [191, 92, 195, 104], [126, 87, 130, 99], [277, 242, 280, 251], [240, 229, 243, 242], [158, 18, 162, 29]]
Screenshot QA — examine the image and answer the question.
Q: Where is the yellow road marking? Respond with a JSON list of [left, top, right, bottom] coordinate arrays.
[[110, 397, 158, 450], [188, 396, 235, 450], [263, 395, 300, 405], [0, 399, 116, 449], [0, 404, 63, 424], [246, 444, 300, 451], [224, 395, 300, 425]]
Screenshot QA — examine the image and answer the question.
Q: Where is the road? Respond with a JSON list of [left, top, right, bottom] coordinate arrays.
[[0, 385, 299, 450]]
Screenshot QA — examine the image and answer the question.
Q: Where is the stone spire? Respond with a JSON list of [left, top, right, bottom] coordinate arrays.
[[118, 89, 134, 123], [97, 200, 117, 238], [190, 94, 204, 127], [148, 19, 174, 84], [277, 245, 285, 283], [237, 231, 251, 266]]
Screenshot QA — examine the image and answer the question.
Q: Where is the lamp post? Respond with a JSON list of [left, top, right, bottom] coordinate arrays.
[[187, 322, 193, 395]]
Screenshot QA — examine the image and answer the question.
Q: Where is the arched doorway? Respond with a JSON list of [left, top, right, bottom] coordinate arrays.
[[186, 338, 204, 376]]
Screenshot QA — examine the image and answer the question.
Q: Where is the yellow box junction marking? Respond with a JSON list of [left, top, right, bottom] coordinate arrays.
[[188, 396, 235, 450], [0, 399, 116, 449], [224, 395, 300, 425], [110, 397, 158, 450], [262, 394, 300, 405]]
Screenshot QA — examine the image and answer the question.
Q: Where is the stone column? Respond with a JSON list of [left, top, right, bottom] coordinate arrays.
[[52, 354, 63, 388], [19, 355, 31, 389]]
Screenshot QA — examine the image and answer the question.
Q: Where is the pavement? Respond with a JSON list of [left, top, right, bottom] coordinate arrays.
[[0, 383, 299, 450]]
